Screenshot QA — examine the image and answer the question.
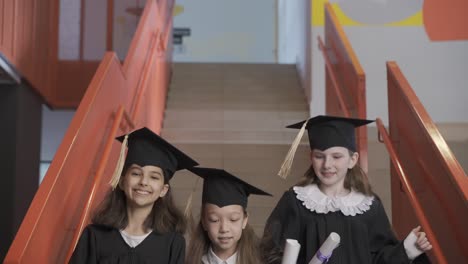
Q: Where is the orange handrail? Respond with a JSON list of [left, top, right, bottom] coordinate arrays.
[[323, 4, 364, 77], [4, 0, 174, 262], [319, 3, 368, 172], [131, 32, 159, 121], [386, 62, 468, 200], [3, 52, 125, 263], [385, 61, 468, 262], [64, 105, 134, 262], [415, 155, 467, 250], [317, 36, 350, 118], [376, 118, 447, 264]]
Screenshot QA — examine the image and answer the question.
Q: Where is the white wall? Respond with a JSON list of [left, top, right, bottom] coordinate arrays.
[[277, 0, 301, 63], [58, 0, 81, 60], [277, 0, 311, 101], [173, 0, 277, 63], [349, 27, 468, 123], [83, 0, 107, 60], [113, 0, 147, 60], [40, 106, 75, 182], [311, 1, 468, 124]]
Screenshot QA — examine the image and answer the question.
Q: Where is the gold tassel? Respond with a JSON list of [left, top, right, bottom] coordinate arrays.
[[278, 120, 309, 179], [184, 177, 200, 236], [184, 193, 194, 219], [184, 177, 200, 218], [109, 134, 129, 189]]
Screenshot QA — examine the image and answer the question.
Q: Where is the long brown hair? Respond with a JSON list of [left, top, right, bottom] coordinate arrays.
[[92, 165, 186, 234], [186, 206, 262, 264], [296, 150, 373, 196]]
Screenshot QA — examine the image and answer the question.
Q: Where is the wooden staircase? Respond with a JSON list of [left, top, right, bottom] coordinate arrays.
[[162, 62, 468, 239], [162, 62, 310, 235]]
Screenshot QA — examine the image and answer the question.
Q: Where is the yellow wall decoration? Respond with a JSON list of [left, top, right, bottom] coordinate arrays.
[[173, 5, 184, 16], [312, 0, 423, 27]]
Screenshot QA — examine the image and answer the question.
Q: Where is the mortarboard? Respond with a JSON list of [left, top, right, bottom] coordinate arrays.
[[109, 127, 198, 188], [188, 167, 271, 208], [278, 115, 374, 179], [287, 115, 374, 151]]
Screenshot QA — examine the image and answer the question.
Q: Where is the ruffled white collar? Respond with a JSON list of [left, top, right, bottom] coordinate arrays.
[[293, 184, 374, 216]]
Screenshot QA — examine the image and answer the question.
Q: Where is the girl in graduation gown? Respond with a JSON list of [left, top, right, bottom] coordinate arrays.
[[70, 127, 199, 264], [186, 167, 272, 264], [261, 116, 433, 264]]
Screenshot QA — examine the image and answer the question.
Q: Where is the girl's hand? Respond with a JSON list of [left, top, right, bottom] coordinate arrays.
[[412, 226, 433, 252]]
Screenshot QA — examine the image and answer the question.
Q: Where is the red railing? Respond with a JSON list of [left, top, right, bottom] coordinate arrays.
[[317, 37, 350, 118], [317, 4, 467, 261], [384, 61, 468, 263], [4, 0, 174, 262], [317, 3, 368, 171], [64, 105, 134, 261], [376, 118, 447, 264]]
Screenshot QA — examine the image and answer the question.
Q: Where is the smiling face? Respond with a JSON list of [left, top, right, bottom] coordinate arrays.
[[119, 164, 169, 209], [201, 203, 247, 259], [310, 146, 359, 189]]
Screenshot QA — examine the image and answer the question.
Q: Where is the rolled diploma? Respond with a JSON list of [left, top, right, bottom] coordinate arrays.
[[281, 239, 301, 264], [309, 232, 341, 264]]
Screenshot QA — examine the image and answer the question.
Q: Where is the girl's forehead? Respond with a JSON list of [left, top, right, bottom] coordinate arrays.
[[204, 203, 244, 215], [312, 146, 350, 154], [129, 164, 163, 171]]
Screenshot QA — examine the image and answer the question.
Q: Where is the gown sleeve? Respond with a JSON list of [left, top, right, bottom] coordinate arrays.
[[169, 233, 186, 264], [69, 226, 98, 264], [368, 199, 431, 264], [261, 190, 303, 264]]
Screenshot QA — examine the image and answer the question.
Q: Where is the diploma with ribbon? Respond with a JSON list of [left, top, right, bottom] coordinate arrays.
[[309, 232, 341, 264], [281, 239, 301, 264]]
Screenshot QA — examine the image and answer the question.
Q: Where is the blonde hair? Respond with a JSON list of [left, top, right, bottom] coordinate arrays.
[[185, 206, 262, 264]]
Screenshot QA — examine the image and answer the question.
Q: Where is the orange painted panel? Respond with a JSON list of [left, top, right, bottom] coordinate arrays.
[[0, 0, 4, 46], [323, 3, 368, 171], [31, 0, 50, 96], [54, 60, 100, 108], [0, 0, 15, 59], [0, 0, 100, 108], [423, 0, 468, 41], [0, 0, 171, 109], [0, 0, 58, 103], [387, 62, 468, 263]]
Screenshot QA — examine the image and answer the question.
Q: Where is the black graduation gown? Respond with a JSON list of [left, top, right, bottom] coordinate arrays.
[[69, 224, 185, 264], [263, 189, 431, 264]]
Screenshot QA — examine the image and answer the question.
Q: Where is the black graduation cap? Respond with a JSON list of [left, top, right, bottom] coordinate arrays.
[[109, 127, 198, 188], [188, 167, 271, 208], [278, 115, 374, 179], [287, 115, 374, 151]]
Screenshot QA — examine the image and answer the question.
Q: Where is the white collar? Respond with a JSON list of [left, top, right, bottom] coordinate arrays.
[[119, 230, 152, 248], [293, 184, 374, 216], [201, 247, 238, 264]]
